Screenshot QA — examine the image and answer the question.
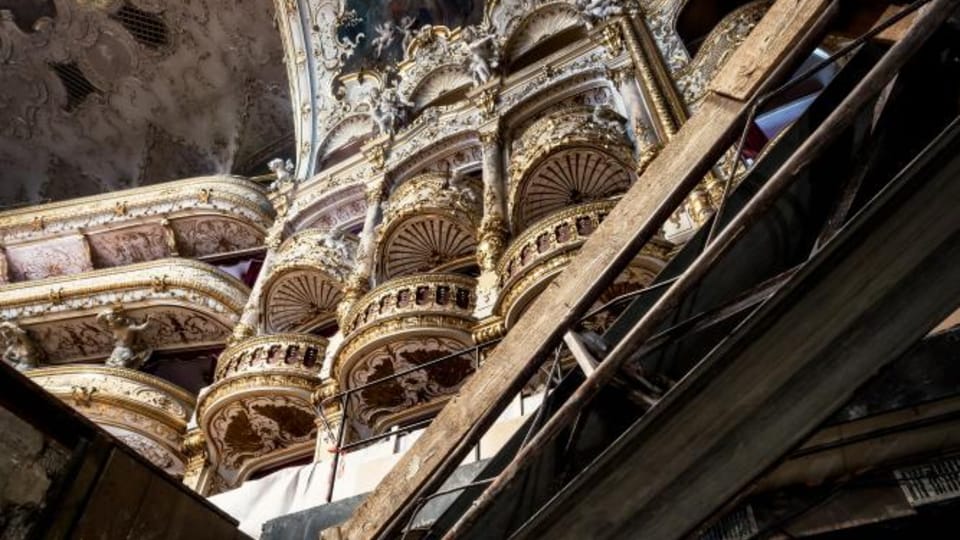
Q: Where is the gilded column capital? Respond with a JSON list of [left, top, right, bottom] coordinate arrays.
[[478, 129, 500, 148], [477, 215, 508, 273], [182, 428, 209, 463], [363, 143, 388, 172], [476, 87, 499, 121], [363, 179, 387, 207]]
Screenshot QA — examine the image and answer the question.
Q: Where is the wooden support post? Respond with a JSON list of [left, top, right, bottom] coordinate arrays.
[[324, 1, 837, 538]]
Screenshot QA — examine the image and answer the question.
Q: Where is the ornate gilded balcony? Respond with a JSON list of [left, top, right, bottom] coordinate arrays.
[[260, 229, 356, 333], [336, 274, 477, 436], [27, 366, 195, 477], [496, 200, 672, 327], [0, 259, 246, 365], [197, 334, 327, 486], [376, 173, 481, 279], [0, 176, 273, 283], [507, 105, 636, 232]]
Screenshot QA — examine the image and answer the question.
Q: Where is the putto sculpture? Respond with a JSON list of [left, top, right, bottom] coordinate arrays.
[[317, 229, 353, 263], [268, 158, 296, 191], [371, 22, 397, 58], [576, 0, 624, 27], [461, 26, 499, 85], [0, 320, 44, 372], [370, 85, 414, 136], [98, 307, 153, 369]]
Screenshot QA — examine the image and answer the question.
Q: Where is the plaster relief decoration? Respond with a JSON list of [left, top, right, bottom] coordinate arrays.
[[170, 216, 265, 258], [0, 320, 45, 372], [262, 229, 357, 333], [347, 336, 474, 437], [0, 176, 273, 282], [4, 235, 94, 281], [0, 0, 291, 206], [108, 428, 184, 475], [377, 173, 481, 279], [499, 2, 584, 66], [508, 105, 634, 231], [98, 307, 153, 369], [209, 396, 317, 477], [86, 223, 171, 267]]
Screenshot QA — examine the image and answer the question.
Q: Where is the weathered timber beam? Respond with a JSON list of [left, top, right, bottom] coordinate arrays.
[[325, 1, 837, 538], [513, 118, 960, 539]]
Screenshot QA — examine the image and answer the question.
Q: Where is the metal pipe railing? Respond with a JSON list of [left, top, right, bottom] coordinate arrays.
[[318, 339, 500, 502]]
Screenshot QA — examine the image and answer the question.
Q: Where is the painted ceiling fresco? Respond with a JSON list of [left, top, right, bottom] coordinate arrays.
[[338, 0, 485, 73]]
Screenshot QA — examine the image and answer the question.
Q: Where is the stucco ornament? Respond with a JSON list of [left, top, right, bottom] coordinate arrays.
[[98, 307, 153, 369], [0, 320, 44, 372], [318, 229, 353, 264], [461, 26, 500, 85], [268, 158, 296, 191], [369, 85, 415, 136], [371, 22, 397, 58], [576, 0, 624, 28]]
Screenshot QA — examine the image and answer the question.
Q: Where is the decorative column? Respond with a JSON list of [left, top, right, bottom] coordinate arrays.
[[617, 13, 686, 139], [229, 192, 290, 343], [475, 128, 509, 317], [611, 66, 662, 174], [617, 13, 721, 225], [181, 428, 214, 495], [338, 176, 386, 323]]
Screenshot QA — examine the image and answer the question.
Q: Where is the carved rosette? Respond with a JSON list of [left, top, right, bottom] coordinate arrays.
[[496, 200, 672, 327], [376, 173, 482, 279], [335, 274, 478, 438], [198, 334, 328, 487], [261, 229, 357, 333], [27, 366, 195, 477], [508, 105, 636, 231]]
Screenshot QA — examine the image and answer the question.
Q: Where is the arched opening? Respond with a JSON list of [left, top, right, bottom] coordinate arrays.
[[677, 0, 757, 56], [508, 25, 588, 73]]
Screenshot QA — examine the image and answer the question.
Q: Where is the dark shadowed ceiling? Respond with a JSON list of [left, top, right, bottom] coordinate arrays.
[[0, 0, 292, 206]]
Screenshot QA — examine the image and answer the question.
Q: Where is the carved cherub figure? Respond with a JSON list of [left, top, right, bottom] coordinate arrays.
[[318, 229, 353, 263], [0, 320, 43, 372], [399, 16, 418, 51], [461, 26, 499, 85], [370, 85, 414, 136], [446, 176, 479, 213], [371, 21, 396, 58], [268, 158, 295, 191], [590, 102, 627, 134], [576, 0, 623, 27], [97, 307, 153, 369]]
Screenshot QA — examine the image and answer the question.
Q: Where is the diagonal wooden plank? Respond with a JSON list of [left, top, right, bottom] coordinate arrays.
[[326, 1, 835, 537]]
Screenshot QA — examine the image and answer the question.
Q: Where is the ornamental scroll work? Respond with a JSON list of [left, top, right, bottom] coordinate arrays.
[[198, 334, 326, 485], [0, 176, 272, 283]]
